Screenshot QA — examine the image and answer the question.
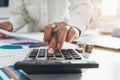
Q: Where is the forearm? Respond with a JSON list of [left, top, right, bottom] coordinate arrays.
[[67, 0, 93, 36]]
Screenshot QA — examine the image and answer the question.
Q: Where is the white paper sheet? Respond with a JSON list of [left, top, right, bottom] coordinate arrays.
[[0, 29, 42, 44]]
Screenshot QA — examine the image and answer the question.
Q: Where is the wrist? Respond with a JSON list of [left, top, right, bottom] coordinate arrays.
[[74, 27, 81, 38], [68, 25, 81, 39]]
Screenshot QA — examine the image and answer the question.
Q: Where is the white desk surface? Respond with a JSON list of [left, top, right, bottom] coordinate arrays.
[[0, 32, 120, 80]]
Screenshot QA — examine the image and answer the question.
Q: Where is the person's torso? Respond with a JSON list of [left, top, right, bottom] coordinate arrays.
[[23, 0, 70, 31]]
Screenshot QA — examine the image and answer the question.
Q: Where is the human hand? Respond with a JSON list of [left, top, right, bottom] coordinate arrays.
[[44, 22, 80, 54], [0, 21, 13, 38]]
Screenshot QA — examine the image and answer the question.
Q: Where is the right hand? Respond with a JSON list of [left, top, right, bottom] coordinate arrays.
[[44, 22, 80, 54], [0, 21, 13, 38]]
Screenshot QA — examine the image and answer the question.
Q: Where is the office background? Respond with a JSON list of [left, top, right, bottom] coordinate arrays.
[[0, 0, 120, 33], [0, 0, 8, 7]]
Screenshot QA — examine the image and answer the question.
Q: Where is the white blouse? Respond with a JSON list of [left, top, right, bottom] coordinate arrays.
[[9, 0, 93, 35]]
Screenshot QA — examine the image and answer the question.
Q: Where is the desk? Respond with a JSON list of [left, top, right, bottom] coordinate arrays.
[[0, 32, 120, 80], [29, 47, 120, 80]]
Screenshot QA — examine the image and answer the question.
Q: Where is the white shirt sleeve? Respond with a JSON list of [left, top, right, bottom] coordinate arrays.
[[67, 0, 93, 36], [9, 0, 31, 32]]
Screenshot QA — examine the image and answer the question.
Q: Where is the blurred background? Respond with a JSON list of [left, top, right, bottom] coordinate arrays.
[[0, 0, 8, 19], [91, 0, 120, 35], [0, 0, 120, 35]]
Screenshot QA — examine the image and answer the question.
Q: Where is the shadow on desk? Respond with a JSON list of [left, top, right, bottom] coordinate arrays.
[[29, 74, 82, 80]]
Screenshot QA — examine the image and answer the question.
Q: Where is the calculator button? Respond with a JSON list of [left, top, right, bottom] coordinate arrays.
[[38, 49, 46, 58], [64, 55, 72, 60], [73, 56, 81, 60], [40, 49, 46, 52], [29, 49, 39, 58], [31, 49, 39, 53], [47, 53, 54, 57], [75, 49, 83, 53], [72, 55, 79, 57], [54, 49, 62, 57], [61, 49, 70, 55], [67, 49, 78, 55]]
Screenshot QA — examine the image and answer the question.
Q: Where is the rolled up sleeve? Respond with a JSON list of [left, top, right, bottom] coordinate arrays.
[[67, 0, 93, 36]]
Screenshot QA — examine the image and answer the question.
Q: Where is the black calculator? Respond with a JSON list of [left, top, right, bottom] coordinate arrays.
[[14, 48, 98, 74]]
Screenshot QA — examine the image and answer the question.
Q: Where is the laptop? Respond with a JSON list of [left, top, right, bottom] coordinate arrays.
[[73, 35, 120, 51], [14, 47, 99, 74], [94, 35, 120, 50]]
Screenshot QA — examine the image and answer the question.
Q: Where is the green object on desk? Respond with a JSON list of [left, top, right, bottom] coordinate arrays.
[[0, 45, 23, 49]]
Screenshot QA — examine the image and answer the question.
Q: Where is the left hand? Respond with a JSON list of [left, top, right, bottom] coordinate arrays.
[[0, 21, 13, 38], [44, 21, 80, 54]]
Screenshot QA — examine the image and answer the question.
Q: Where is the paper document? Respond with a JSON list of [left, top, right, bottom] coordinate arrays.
[[0, 28, 40, 40], [0, 29, 45, 49]]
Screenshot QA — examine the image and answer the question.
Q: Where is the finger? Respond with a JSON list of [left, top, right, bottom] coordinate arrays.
[[43, 24, 55, 44], [57, 26, 69, 49], [0, 22, 12, 38], [0, 33, 11, 39], [48, 34, 57, 54], [4, 35, 11, 39], [0, 24, 4, 29], [66, 27, 79, 42], [0, 33, 4, 38]]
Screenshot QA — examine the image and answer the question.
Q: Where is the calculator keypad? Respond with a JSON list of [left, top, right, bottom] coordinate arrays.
[[28, 49, 83, 60]]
